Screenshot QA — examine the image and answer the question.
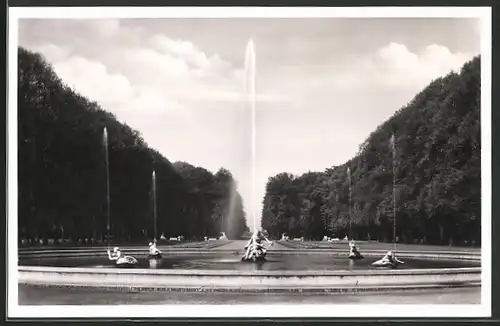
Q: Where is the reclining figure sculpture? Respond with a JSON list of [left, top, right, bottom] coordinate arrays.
[[372, 250, 404, 268]]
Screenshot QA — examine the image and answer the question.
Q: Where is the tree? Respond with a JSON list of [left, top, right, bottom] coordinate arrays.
[[17, 47, 249, 243], [261, 56, 481, 246]]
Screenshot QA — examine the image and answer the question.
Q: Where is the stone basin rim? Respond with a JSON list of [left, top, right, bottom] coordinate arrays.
[[18, 265, 481, 277], [19, 281, 481, 293]]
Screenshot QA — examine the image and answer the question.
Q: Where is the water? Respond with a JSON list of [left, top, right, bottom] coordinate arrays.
[[152, 170, 157, 241], [244, 39, 257, 232], [103, 127, 111, 239], [19, 254, 479, 272], [347, 166, 352, 239], [225, 180, 238, 239]]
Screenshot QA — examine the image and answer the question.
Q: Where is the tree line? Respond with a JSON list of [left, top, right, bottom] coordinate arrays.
[[17, 47, 249, 244], [262, 56, 481, 246]]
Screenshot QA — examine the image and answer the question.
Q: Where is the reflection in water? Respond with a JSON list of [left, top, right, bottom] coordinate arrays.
[[210, 258, 241, 263], [149, 259, 161, 269], [255, 261, 264, 270]]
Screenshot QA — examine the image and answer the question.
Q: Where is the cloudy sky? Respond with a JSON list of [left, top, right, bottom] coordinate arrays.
[[18, 17, 480, 230]]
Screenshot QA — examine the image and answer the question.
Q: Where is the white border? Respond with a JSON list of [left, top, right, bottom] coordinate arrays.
[[7, 6, 492, 319]]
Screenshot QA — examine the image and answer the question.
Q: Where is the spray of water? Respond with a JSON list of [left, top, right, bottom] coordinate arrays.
[[152, 170, 157, 242], [103, 127, 111, 248], [244, 39, 257, 232], [225, 179, 238, 239]]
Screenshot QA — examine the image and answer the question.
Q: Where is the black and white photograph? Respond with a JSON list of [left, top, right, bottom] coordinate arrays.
[[7, 6, 492, 318]]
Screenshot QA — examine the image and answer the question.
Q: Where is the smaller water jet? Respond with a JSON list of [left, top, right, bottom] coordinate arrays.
[[148, 170, 162, 259], [391, 133, 397, 252], [103, 126, 111, 249], [102, 127, 138, 268], [153, 170, 157, 243], [347, 166, 352, 240]]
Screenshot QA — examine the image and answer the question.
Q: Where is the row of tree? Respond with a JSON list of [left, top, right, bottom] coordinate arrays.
[[17, 47, 249, 243], [262, 56, 481, 246]]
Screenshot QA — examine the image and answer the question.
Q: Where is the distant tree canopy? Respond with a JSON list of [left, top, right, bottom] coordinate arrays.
[[262, 56, 481, 246], [17, 47, 249, 242]]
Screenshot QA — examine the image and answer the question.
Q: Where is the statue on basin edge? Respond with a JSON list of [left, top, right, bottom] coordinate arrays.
[[107, 246, 138, 267]]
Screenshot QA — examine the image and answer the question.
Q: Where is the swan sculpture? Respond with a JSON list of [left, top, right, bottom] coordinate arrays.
[[372, 250, 404, 268]]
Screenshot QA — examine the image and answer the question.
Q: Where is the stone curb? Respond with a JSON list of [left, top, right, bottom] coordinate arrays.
[[19, 281, 481, 294]]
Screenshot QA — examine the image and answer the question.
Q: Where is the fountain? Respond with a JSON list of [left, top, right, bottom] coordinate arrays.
[[103, 127, 111, 248], [347, 166, 352, 240], [103, 127, 138, 267], [244, 38, 257, 232], [17, 40, 481, 300], [148, 170, 162, 259], [391, 133, 397, 252], [221, 178, 238, 241], [18, 243, 481, 293], [152, 170, 157, 243]]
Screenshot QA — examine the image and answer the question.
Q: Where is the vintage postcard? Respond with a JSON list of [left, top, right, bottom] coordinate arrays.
[[7, 6, 492, 319]]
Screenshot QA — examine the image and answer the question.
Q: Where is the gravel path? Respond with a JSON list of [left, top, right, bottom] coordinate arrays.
[[18, 284, 480, 305]]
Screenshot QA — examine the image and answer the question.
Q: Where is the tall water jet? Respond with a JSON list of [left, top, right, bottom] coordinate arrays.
[[103, 127, 110, 248], [152, 170, 157, 242], [244, 39, 257, 232]]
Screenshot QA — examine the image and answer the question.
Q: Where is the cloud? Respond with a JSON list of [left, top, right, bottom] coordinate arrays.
[[54, 56, 134, 104], [148, 34, 217, 70], [85, 19, 121, 37], [121, 47, 191, 82], [259, 42, 475, 106], [370, 42, 473, 89], [23, 29, 289, 130], [30, 47, 187, 133], [28, 42, 71, 63]]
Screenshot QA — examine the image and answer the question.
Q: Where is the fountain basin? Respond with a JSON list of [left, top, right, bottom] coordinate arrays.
[[18, 247, 481, 293]]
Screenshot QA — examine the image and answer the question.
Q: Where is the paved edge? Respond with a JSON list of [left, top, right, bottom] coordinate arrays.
[[18, 265, 481, 276], [19, 281, 481, 294]]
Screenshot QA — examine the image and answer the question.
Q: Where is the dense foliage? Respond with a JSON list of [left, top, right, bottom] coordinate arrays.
[[17, 47, 249, 243], [262, 56, 481, 246]]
